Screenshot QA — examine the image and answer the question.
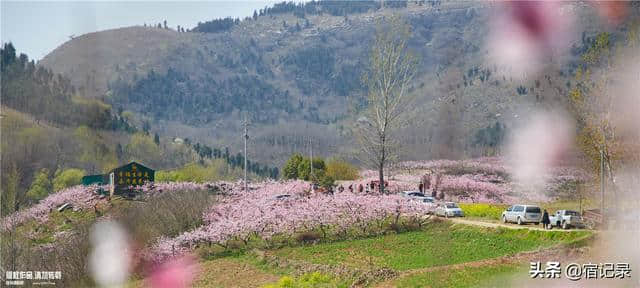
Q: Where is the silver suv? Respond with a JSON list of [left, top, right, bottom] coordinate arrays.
[[502, 205, 542, 225]]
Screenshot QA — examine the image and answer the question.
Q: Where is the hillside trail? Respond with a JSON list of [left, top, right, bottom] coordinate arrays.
[[372, 244, 590, 288], [447, 217, 590, 232]]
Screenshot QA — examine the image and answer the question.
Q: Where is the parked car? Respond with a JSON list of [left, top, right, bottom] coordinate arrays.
[[435, 202, 464, 218], [421, 197, 436, 214], [401, 191, 432, 202], [401, 191, 427, 199], [502, 205, 541, 225], [274, 194, 292, 200], [401, 191, 435, 213], [422, 197, 435, 204], [549, 210, 584, 229]]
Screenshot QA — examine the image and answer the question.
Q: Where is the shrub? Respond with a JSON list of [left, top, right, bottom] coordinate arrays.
[[295, 231, 321, 244], [1, 218, 94, 287], [120, 188, 214, 245], [325, 158, 358, 180], [52, 168, 85, 192], [283, 154, 331, 181], [26, 168, 52, 201], [317, 174, 335, 190], [283, 153, 304, 179], [297, 158, 326, 181], [264, 272, 340, 288]]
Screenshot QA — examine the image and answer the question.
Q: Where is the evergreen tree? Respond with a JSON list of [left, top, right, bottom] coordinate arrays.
[[282, 153, 303, 179], [26, 168, 52, 201]]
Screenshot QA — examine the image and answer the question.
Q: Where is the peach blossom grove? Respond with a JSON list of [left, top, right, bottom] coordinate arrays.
[[144, 180, 431, 262]]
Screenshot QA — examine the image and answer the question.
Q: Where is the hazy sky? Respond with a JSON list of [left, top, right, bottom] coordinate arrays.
[[1, 1, 279, 60]]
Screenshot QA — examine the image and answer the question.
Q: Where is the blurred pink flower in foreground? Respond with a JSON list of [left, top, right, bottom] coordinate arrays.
[[611, 58, 640, 141], [487, 1, 575, 79], [507, 111, 574, 194], [590, 1, 629, 25], [89, 221, 132, 287], [147, 255, 199, 288]]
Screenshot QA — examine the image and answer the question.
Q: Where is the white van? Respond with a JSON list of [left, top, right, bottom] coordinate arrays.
[[502, 205, 542, 225]]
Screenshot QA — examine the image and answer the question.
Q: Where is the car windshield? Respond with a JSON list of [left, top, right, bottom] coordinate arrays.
[[566, 210, 580, 216], [422, 198, 433, 203], [446, 203, 458, 208], [525, 207, 541, 213], [410, 192, 425, 197]]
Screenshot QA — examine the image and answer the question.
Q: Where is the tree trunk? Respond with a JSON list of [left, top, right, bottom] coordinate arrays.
[[379, 134, 386, 194], [379, 164, 385, 194]]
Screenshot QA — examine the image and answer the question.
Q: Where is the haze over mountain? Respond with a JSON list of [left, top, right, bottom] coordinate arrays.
[[37, 1, 634, 166]]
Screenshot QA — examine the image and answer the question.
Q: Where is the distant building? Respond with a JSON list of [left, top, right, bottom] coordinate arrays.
[[81, 174, 108, 186], [82, 161, 155, 198]]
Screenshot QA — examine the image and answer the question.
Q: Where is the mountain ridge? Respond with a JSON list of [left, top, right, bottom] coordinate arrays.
[[37, 1, 624, 165]]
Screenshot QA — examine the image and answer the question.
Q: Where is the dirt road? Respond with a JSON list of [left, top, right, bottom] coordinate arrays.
[[447, 217, 591, 232]]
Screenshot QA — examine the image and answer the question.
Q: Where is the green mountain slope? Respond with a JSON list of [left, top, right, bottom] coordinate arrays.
[[37, 1, 633, 165]]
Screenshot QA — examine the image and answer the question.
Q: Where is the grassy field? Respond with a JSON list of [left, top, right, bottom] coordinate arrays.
[[272, 221, 590, 271], [192, 257, 282, 287], [127, 220, 591, 287], [391, 263, 525, 288]]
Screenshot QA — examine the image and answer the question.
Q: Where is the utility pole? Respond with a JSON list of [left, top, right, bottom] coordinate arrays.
[[309, 137, 313, 180], [243, 115, 249, 192], [600, 144, 605, 226]]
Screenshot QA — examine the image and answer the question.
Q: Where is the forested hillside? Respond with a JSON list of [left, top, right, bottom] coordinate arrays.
[[1, 43, 279, 216], [38, 1, 637, 166], [1, 43, 131, 131]]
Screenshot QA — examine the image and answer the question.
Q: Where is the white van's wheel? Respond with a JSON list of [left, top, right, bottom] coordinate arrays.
[[562, 221, 569, 230], [517, 217, 522, 225], [502, 216, 507, 223]]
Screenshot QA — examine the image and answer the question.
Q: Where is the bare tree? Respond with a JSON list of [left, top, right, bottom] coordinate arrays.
[[356, 16, 417, 194]]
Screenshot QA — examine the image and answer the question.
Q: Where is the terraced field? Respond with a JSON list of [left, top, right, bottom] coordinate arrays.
[[190, 221, 592, 287]]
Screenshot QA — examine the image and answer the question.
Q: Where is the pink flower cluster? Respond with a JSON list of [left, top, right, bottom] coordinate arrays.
[[146, 180, 429, 262], [390, 157, 590, 203], [1, 181, 239, 231], [138, 181, 240, 198], [439, 174, 514, 203], [397, 157, 507, 176], [1, 185, 106, 231]]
